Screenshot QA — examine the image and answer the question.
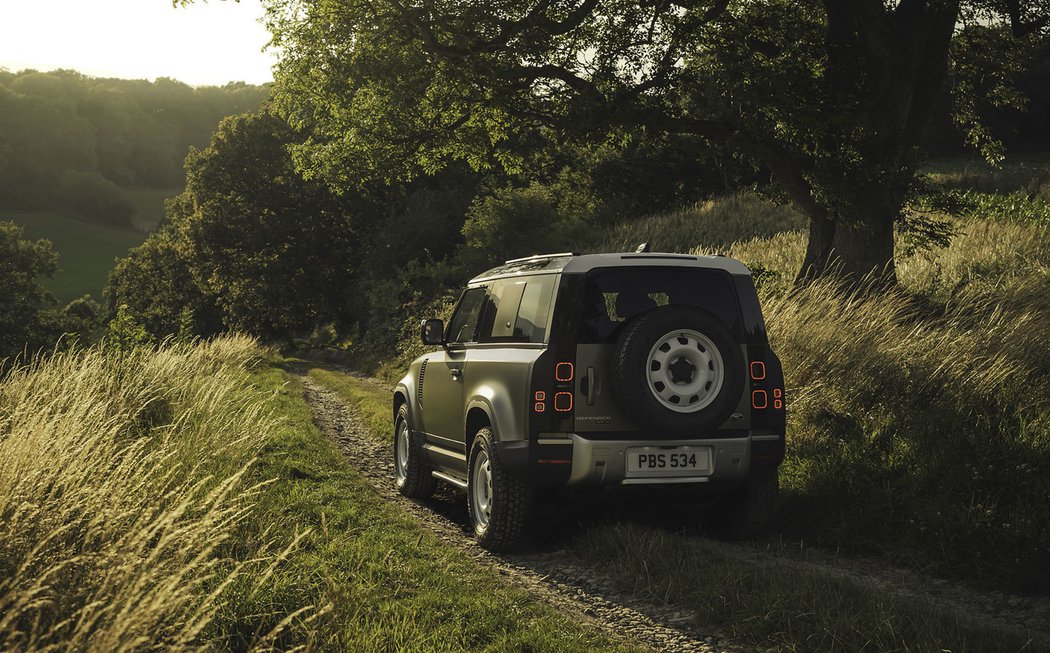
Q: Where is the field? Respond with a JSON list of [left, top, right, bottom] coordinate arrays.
[[2, 209, 146, 303]]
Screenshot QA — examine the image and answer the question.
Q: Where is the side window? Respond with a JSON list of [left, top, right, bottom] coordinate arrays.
[[479, 276, 556, 343], [445, 287, 487, 343], [491, 280, 527, 339], [514, 276, 555, 343]]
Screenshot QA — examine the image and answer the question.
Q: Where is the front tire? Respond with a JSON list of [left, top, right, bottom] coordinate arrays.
[[394, 404, 436, 499], [467, 428, 530, 551]]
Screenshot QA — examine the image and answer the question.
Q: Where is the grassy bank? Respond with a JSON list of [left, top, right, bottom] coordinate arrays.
[[0, 335, 287, 650], [0, 337, 641, 651], [307, 369, 1044, 652]]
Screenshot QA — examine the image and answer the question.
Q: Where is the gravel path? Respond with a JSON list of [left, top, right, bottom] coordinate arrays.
[[296, 372, 1050, 652]]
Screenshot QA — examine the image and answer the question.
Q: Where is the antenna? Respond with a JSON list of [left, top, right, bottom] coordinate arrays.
[[635, 242, 651, 253]]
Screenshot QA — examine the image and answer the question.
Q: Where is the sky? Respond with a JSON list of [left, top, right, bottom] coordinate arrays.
[[0, 0, 276, 86]]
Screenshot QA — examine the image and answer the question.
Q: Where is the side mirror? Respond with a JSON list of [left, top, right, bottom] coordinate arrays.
[[420, 318, 444, 346]]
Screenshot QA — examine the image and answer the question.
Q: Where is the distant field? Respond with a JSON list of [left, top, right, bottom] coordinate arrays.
[[2, 210, 146, 303]]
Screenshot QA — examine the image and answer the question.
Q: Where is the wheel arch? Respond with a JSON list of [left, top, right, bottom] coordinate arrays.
[[465, 403, 495, 454]]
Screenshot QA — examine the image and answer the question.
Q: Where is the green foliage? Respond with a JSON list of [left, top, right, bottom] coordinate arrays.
[[0, 220, 58, 361], [56, 170, 135, 227], [462, 176, 598, 265], [106, 303, 150, 350], [0, 69, 269, 225], [177, 112, 360, 341], [919, 188, 1050, 224], [105, 219, 222, 341]]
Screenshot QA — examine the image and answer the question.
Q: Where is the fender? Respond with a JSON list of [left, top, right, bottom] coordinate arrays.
[[464, 384, 522, 443], [394, 371, 423, 434]]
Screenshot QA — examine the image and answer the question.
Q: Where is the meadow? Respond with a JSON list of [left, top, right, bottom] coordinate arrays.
[[2, 209, 146, 303]]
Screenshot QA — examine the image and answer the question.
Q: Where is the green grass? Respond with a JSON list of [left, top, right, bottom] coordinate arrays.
[[224, 359, 644, 652], [2, 209, 145, 303], [306, 366, 1046, 653]]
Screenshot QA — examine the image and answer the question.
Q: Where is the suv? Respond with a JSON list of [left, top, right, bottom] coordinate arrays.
[[393, 252, 785, 551]]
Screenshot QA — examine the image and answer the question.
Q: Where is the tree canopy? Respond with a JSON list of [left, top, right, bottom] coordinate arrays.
[[0, 69, 269, 225], [259, 0, 1048, 285]]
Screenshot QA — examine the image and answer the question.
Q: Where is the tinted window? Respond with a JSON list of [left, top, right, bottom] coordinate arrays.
[[478, 275, 557, 343], [488, 280, 527, 340], [446, 287, 487, 343], [514, 276, 556, 343], [578, 268, 742, 343]]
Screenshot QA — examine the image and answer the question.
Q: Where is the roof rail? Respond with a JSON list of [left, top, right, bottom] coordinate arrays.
[[503, 252, 577, 264]]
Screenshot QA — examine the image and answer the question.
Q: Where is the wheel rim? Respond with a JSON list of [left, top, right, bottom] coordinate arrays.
[[645, 328, 725, 413], [471, 450, 493, 531], [395, 420, 410, 484]]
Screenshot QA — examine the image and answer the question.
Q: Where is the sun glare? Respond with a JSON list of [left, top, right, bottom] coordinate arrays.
[[0, 0, 275, 86]]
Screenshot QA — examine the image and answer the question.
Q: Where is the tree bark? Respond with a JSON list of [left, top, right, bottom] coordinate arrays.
[[794, 206, 897, 288]]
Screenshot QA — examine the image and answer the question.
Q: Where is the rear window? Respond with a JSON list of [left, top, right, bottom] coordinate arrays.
[[577, 268, 742, 343]]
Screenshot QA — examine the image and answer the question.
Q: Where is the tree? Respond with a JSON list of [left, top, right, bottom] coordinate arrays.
[[177, 111, 361, 340], [0, 221, 58, 360], [258, 0, 1045, 286], [105, 216, 223, 341]]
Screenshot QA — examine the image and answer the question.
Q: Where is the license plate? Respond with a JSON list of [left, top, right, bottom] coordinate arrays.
[[625, 446, 711, 477]]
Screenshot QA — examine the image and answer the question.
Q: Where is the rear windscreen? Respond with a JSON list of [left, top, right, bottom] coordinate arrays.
[[576, 268, 743, 343]]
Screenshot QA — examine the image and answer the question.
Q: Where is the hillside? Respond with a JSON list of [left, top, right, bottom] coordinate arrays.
[[3, 209, 146, 302]]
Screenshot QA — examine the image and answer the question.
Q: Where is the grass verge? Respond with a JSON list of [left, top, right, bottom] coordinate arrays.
[[307, 366, 1047, 653]]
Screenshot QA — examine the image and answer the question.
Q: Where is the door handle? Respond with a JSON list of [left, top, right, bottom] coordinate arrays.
[[586, 367, 596, 405]]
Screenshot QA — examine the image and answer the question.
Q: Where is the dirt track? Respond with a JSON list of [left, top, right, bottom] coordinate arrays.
[[296, 372, 1050, 653]]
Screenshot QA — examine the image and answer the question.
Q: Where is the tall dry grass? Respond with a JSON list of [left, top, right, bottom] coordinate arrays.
[[0, 335, 308, 651], [590, 191, 1050, 586]]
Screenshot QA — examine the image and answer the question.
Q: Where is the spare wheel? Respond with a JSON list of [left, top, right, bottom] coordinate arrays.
[[610, 305, 744, 435]]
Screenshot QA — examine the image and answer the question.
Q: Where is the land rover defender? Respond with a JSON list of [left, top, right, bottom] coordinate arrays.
[[393, 252, 785, 550]]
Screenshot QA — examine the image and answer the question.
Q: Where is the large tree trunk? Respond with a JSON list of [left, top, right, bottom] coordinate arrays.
[[794, 207, 898, 288]]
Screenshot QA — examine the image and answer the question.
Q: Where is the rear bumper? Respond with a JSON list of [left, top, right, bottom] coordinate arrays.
[[528, 432, 783, 486]]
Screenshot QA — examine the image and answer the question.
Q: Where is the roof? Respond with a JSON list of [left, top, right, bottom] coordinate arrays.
[[469, 252, 751, 283]]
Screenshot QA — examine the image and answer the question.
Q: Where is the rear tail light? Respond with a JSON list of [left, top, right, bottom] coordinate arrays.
[[554, 392, 573, 412], [555, 362, 574, 382], [750, 361, 766, 380], [750, 359, 782, 410]]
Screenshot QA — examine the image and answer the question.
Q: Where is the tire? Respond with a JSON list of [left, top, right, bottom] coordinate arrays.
[[611, 305, 744, 436], [466, 428, 531, 551], [394, 404, 437, 499], [706, 468, 778, 539]]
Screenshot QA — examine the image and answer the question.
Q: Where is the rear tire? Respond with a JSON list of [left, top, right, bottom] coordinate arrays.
[[394, 404, 436, 499], [467, 428, 531, 551], [706, 468, 778, 539]]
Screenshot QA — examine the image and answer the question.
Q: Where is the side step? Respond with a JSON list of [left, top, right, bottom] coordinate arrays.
[[432, 470, 467, 490]]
